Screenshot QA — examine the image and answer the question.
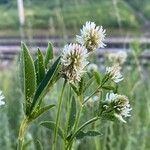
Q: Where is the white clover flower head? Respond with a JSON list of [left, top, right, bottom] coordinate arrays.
[[104, 93, 132, 123], [61, 43, 89, 83], [87, 63, 98, 73], [106, 65, 123, 83], [76, 21, 106, 52], [117, 51, 127, 64], [107, 51, 127, 65], [0, 90, 5, 106]]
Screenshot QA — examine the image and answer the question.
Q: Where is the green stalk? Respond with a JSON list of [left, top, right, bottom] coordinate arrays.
[[68, 95, 83, 149], [52, 80, 67, 150], [82, 85, 102, 105], [17, 117, 30, 150], [66, 116, 100, 149], [82, 76, 109, 105]]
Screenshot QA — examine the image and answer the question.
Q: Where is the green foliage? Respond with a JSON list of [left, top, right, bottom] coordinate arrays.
[[0, 0, 143, 33], [30, 56, 61, 112], [40, 121, 64, 139], [37, 49, 45, 85], [67, 96, 76, 133], [31, 104, 55, 120], [21, 43, 36, 115], [45, 43, 54, 68], [76, 130, 102, 139]]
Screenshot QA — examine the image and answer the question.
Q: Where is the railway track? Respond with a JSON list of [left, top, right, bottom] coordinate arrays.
[[0, 37, 150, 68]]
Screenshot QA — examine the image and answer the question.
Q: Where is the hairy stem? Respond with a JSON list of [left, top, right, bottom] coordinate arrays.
[[17, 117, 30, 150]]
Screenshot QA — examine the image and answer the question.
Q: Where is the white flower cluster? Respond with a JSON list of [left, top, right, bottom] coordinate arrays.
[[0, 90, 5, 106], [61, 44, 88, 83], [106, 65, 123, 83], [76, 21, 106, 52], [104, 93, 132, 123], [107, 51, 127, 65], [61, 21, 106, 83]]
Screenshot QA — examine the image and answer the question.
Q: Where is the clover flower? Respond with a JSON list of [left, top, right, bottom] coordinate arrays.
[[107, 51, 127, 65], [61, 43, 88, 83], [103, 93, 132, 123], [0, 90, 5, 106], [106, 65, 123, 83], [76, 21, 106, 52]]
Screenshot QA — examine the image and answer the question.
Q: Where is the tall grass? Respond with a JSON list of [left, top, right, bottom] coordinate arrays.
[[0, 43, 149, 149]]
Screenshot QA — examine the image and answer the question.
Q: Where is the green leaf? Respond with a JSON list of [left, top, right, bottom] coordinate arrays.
[[102, 85, 115, 91], [102, 82, 118, 93], [37, 49, 45, 84], [79, 77, 85, 95], [40, 121, 64, 139], [76, 130, 102, 139], [32, 104, 55, 119], [30, 57, 61, 112], [70, 83, 79, 95], [22, 140, 33, 150], [94, 71, 101, 85], [21, 43, 36, 115], [34, 58, 39, 84], [35, 140, 43, 150], [83, 77, 94, 93], [67, 96, 76, 133], [45, 42, 54, 67]]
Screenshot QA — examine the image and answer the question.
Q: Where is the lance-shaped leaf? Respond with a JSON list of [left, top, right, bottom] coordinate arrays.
[[32, 104, 55, 119], [76, 130, 102, 139], [40, 121, 64, 139], [21, 43, 36, 115], [102, 82, 118, 93], [94, 71, 101, 85], [30, 57, 61, 112], [67, 96, 76, 133], [45, 42, 54, 68], [37, 49, 45, 84]]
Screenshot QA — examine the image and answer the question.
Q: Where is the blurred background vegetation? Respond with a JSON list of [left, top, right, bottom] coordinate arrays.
[[0, 0, 150, 36], [0, 0, 150, 150]]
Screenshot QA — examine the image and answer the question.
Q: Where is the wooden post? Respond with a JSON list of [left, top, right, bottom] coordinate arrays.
[[17, 0, 25, 26]]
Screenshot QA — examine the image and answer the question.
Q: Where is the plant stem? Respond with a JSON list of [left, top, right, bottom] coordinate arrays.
[[82, 76, 109, 105], [66, 116, 99, 149], [52, 80, 67, 150], [68, 95, 83, 149], [82, 85, 101, 105], [17, 117, 30, 150]]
